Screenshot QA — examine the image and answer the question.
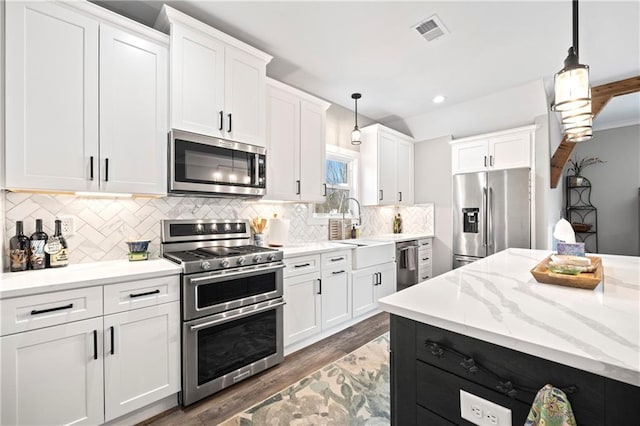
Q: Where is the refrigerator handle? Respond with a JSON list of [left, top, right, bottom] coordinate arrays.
[[482, 187, 488, 247], [487, 187, 493, 249]]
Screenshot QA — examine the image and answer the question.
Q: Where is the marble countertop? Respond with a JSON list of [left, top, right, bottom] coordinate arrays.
[[362, 233, 434, 243], [279, 242, 353, 258], [378, 248, 640, 386], [0, 258, 182, 299]]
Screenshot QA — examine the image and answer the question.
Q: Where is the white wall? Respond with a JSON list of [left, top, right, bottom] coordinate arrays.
[[572, 124, 640, 255], [547, 112, 564, 250], [414, 135, 452, 276], [325, 103, 374, 152]]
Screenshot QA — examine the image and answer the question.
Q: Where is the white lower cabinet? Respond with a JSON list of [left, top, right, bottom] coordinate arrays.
[[1, 317, 105, 426], [0, 275, 180, 425], [320, 267, 351, 330], [352, 262, 397, 317], [283, 272, 322, 347], [103, 302, 180, 422]]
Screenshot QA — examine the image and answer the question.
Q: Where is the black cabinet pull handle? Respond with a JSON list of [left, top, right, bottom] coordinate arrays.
[[330, 257, 344, 262], [93, 330, 98, 360], [427, 342, 445, 358], [90, 156, 94, 180], [373, 272, 378, 285], [490, 155, 494, 167], [110, 326, 115, 355], [294, 263, 310, 268], [379, 190, 383, 201], [323, 183, 327, 196], [399, 192, 402, 202], [227, 113, 232, 132], [484, 156, 487, 167], [460, 357, 479, 374], [31, 303, 73, 315], [219, 111, 224, 131], [496, 381, 517, 398], [129, 289, 160, 298], [332, 270, 346, 275], [422, 275, 430, 280], [378, 272, 382, 285], [296, 180, 301, 195], [105, 158, 109, 182], [317, 278, 322, 295], [422, 257, 430, 261]]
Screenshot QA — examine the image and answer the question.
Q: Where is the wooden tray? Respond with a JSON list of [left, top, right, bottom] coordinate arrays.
[[530, 255, 603, 290]]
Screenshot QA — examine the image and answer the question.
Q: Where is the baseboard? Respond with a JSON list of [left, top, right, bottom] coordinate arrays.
[[103, 394, 179, 426], [284, 308, 382, 356]]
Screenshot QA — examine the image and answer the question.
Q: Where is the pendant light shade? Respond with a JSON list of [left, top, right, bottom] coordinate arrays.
[[351, 93, 362, 145], [561, 99, 593, 125]]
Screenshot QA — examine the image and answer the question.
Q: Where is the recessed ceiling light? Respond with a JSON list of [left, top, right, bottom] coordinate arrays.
[[433, 95, 446, 104]]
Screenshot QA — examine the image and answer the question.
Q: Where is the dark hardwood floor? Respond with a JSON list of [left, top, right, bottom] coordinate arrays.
[[139, 312, 390, 426]]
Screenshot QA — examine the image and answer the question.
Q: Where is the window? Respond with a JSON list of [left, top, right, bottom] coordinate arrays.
[[309, 145, 359, 223]]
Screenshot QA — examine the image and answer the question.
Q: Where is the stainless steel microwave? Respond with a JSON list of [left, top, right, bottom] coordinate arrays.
[[169, 130, 266, 197]]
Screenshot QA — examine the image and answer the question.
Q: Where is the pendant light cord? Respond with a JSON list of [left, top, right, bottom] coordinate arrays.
[[573, 0, 579, 57], [354, 98, 358, 127]]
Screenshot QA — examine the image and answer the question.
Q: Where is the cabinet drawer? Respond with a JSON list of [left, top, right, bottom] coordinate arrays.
[[103, 275, 180, 314], [1, 286, 103, 336], [321, 250, 351, 270], [283, 254, 321, 278], [418, 238, 432, 251], [415, 322, 605, 424]]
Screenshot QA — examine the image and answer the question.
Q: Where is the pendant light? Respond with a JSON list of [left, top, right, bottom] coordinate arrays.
[[551, 0, 593, 142], [351, 93, 362, 145]]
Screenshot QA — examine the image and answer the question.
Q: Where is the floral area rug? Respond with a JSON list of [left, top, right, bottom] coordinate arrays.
[[220, 333, 390, 426]]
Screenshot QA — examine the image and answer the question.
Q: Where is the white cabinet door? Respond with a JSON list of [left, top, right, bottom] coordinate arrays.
[[99, 24, 168, 195], [5, 1, 99, 192], [376, 263, 397, 302], [224, 46, 266, 147], [321, 269, 351, 330], [352, 267, 377, 317], [378, 132, 397, 205], [396, 139, 414, 205], [1, 317, 104, 426], [299, 99, 327, 202], [451, 139, 488, 174], [170, 24, 225, 137], [284, 273, 322, 346], [103, 302, 180, 422], [489, 132, 531, 170], [265, 85, 300, 201]]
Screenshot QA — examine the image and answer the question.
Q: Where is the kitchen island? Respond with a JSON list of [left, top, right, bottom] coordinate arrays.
[[379, 248, 639, 425]]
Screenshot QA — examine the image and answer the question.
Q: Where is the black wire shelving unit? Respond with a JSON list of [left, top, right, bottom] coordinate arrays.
[[565, 176, 598, 253]]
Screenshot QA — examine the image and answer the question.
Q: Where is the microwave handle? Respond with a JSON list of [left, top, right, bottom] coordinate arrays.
[[254, 153, 259, 185]]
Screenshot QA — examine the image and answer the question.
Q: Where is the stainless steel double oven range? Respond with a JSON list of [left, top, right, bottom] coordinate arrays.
[[161, 219, 285, 406]]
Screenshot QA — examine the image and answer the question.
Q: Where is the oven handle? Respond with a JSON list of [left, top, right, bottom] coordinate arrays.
[[188, 263, 285, 285], [189, 300, 286, 331]]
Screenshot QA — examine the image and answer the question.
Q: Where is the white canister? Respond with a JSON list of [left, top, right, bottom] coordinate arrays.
[[268, 216, 290, 247]]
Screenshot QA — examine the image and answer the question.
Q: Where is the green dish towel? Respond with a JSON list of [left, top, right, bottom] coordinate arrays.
[[525, 384, 577, 426]]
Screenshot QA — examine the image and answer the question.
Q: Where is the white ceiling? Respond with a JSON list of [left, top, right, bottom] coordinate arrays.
[[95, 0, 640, 127]]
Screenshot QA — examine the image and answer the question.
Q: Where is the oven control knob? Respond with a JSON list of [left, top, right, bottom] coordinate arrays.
[[220, 259, 230, 268], [201, 261, 211, 271], [267, 253, 278, 262], [253, 254, 263, 263], [237, 256, 247, 266]]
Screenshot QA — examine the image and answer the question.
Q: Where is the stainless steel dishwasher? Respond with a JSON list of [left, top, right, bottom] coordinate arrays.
[[396, 240, 419, 291]]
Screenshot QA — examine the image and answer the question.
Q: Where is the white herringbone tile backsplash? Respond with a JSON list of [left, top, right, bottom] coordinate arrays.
[[2, 191, 433, 269]]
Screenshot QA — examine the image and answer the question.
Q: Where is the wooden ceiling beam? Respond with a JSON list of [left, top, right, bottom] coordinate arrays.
[[549, 75, 640, 188]]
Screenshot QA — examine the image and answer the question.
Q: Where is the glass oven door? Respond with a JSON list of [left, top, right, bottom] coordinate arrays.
[[184, 263, 284, 320], [181, 298, 285, 406], [169, 130, 266, 196]]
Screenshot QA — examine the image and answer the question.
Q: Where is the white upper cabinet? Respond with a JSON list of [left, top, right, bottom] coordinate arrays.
[[360, 124, 414, 206], [99, 24, 168, 195], [5, 1, 169, 195], [451, 125, 536, 174], [157, 6, 271, 147], [265, 78, 330, 202], [5, 1, 100, 192]]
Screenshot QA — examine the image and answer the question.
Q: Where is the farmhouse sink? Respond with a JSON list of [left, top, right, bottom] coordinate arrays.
[[339, 240, 396, 269]]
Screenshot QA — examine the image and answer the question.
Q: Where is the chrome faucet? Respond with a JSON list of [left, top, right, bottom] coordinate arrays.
[[341, 196, 362, 238]]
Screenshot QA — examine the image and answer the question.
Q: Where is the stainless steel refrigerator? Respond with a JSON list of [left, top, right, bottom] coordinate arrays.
[[453, 168, 531, 268]]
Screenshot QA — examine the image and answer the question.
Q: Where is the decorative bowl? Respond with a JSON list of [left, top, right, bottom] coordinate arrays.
[[126, 240, 151, 253]]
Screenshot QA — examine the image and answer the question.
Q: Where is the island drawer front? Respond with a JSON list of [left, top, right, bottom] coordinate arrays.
[[415, 322, 605, 425], [1, 286, 103, 336], [418, 238, 432, 250], [283, 254, 320, 278], [416, 405, 455, 425], [320, 250, 351, 270], [103, 275, 180, 314], [416, 360, 532, 424]]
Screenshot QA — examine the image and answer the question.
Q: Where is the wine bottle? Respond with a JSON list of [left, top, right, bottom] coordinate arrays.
[[29, 219, 48, 270], [47, 219, 69, 268], [9, 221, 29, 272]]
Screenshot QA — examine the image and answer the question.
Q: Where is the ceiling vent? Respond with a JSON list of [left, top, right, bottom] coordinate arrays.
[[413, 15, 449, 42]]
